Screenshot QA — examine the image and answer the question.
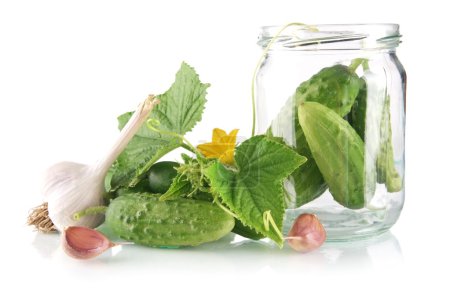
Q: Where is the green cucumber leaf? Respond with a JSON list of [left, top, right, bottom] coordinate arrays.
[[108, 136, 180, 190], [232, 219, 264, 240], [161, 153, 216, 201], [107, 62, 210, 191], [159, 173, 192, 201], [154, 63, 210, 135], [205, 135, 306, 247]]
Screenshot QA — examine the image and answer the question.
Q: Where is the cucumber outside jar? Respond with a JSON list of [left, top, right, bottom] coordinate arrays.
[[255, 24, 406, 241]]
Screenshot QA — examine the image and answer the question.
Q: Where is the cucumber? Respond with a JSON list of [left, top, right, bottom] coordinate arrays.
[[148, 161, 180, 194], [348, 78, 368, 139], [112, 161, 180, 197], [269, 64, 361, 208], [376, 97, 402, 192], [114, 179, 153, 197], [295, 64, 360, 116], [348, 74, 402, 193], [268, 99, 326, 208], [298, 102, 369, 209], [106, 196, 235, 247], [290, 116, 327, 206], [265, 128, 325, 208]]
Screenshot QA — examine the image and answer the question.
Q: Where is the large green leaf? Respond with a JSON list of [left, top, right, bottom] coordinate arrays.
[[205, 136, 306, 246], [107, 62, 210, 191]]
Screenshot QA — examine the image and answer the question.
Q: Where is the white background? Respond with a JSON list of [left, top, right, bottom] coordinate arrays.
[[1, 0, 449, 298]]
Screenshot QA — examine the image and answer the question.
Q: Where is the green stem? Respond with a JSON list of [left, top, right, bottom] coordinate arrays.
[[213, 195, 237, 218], [349, 58, 369, 72], [181, 143, 195, 153], [251, 22, 318, 137], [362, 60, 370, 71], [73, 206, 108, 221], [263, 210, 284, 242], [146, 118, 200, 156]]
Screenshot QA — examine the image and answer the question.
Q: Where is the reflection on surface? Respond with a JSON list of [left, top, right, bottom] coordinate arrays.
[[31, 231, 60, 259], [31, 230, 402, 272]]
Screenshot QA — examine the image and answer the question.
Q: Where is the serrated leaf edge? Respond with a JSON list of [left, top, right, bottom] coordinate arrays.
[[206, 135, 307, 247]]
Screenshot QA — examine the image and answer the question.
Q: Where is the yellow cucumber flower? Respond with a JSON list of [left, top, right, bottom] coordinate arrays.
[[197, 128, 239, 165]]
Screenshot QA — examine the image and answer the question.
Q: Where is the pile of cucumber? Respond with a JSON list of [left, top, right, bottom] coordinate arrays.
[[271, 62, 402, 210], [102, 61, 402, 248]]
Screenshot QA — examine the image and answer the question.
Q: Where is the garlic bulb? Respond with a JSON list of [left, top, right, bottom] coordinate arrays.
[[44, 96, 159, 231]]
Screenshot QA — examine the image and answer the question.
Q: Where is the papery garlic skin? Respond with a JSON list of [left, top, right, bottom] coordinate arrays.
[[287, 213, 326, 253], [45, 162, 106, 231], [43, 96, 159, 231]]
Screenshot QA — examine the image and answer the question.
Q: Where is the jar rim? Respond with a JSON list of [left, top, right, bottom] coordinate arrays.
[[258, 23, 401, 51]]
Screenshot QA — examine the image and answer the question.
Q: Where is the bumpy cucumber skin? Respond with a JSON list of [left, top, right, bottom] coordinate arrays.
[[114, 181, 153, 198], [106, 198, 235, 247], [296, 64, 361, 117], [267, 124, 326, 207], [349, 84, 402, 193], [376, 97, 402, 192], [269, 65, 360, 207], [291, 127, 327, 206], [298, 102, 366, 209], [148, 161, 180, 194], [348, 78, 368, 139]]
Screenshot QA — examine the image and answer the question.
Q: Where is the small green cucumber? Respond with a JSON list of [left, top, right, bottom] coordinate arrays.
[[298, 102, 369, 209], [269, 64, 361, 207], [148, 161, 180, 194], [348, 78, 368, 139], [268, 99, 327, 208], [376, 97, 402, 192], [291, 128, 327, 206], [349, 77, 402, 193], [267, 125, 326, 208], [348, 71, 389, 199], [295, 64, 361, 116], [106, 197, 235, 247], [291, 159, 327, 206]]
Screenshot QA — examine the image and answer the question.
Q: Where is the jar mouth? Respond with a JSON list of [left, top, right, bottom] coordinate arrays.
[[258, 23, 401, 51]]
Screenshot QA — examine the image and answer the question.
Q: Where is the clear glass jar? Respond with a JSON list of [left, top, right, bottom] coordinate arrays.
[[255, 24, 406, 241]]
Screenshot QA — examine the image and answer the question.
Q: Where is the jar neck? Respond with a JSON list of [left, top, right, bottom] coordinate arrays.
[[258, 24, 401, 52]]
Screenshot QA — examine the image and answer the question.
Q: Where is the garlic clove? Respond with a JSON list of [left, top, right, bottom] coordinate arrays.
[[62, 226, 115, 259], [287, 213, 326, 253]]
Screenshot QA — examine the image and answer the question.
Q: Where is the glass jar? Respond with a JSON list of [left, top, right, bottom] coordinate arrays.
[[255, 24, 406, 241]]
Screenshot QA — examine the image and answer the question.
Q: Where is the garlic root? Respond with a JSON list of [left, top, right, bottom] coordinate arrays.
[[27, 202, 57, 233]]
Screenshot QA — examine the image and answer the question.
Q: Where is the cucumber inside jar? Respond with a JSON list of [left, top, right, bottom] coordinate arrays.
[[270, 60, 402, 211]]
